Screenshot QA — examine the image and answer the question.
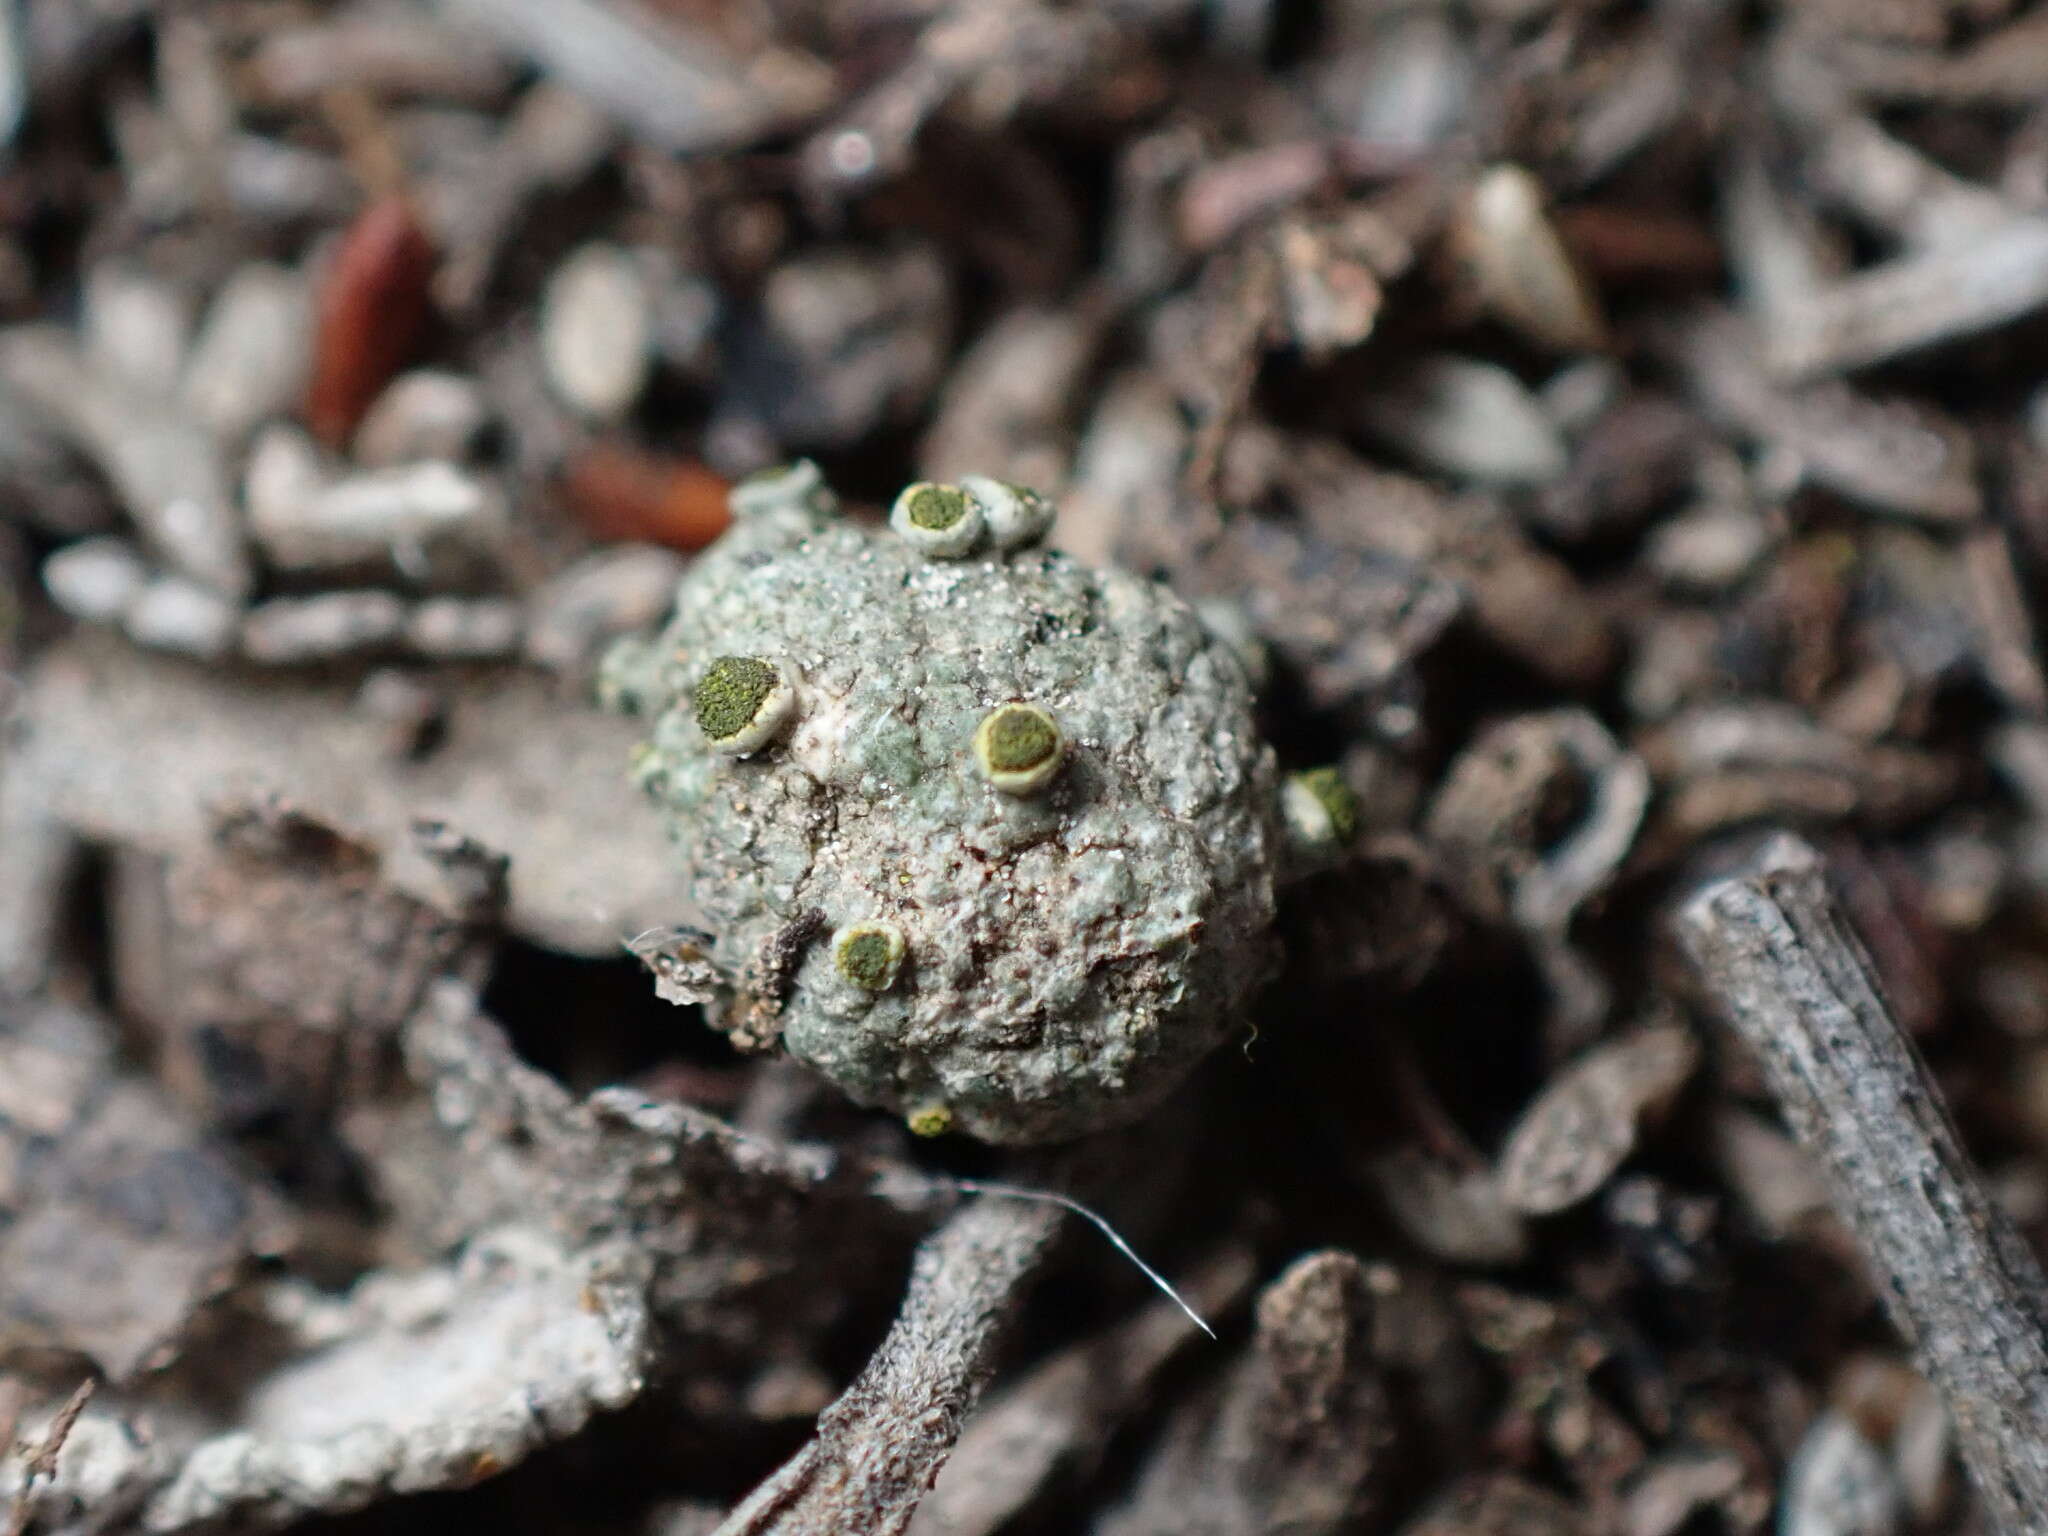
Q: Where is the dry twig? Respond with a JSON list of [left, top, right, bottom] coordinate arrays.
[[4, 1379, 93, 1536], [712, 1194, 1065, 1536], [1676, 834, 2048, 1534]]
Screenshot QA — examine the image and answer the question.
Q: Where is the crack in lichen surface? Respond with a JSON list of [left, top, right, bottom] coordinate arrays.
[[624, 499, 1281, 1143]]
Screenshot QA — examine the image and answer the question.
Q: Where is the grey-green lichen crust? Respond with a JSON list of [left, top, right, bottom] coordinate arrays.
[[615, 482, 1282, 1143]]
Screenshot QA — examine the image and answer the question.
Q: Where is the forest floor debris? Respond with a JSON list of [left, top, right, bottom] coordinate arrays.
[[10, 1, 2048, 1532]]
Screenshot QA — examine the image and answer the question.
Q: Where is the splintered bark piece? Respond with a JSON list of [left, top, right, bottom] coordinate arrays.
[[1675, 835, 2048, 1535], [910, 1247, 1256, 1536], [0, 999, 282, 1381], [14, 635, 680, 956], [443, 0, 829, 157], [1670, 310, 1980, 523], [0, 772, 78, 994], [0, 328, 253, 599], [1765, 218, 2048, 380], [714, 1195, 1064, 1536], [1097, 1250, 1393, 1536]]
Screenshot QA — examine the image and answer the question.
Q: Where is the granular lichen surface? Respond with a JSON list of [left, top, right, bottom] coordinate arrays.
[[611, 481, 1283, 1143]]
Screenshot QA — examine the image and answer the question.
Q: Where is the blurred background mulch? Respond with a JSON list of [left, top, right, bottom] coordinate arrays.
[[7, 1, 2048, 1532]]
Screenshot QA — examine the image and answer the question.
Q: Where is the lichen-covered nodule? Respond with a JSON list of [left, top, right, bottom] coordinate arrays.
[[610, 464, 1283, 1143]]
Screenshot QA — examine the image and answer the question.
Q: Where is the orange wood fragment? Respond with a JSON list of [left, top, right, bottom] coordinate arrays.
[[305, 196, 437, 448], [563, 444, 733, 551]]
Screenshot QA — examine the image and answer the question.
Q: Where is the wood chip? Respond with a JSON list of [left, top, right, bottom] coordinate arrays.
[[1497, 1027, 1701, 1216]]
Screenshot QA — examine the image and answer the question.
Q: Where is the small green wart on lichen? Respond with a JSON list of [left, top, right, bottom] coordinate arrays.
[[973, 703, 1064, 795], [961, 474, 1056, 550], [890, 481, 984, 557], [1301, 767, 1360, 842], [693, 654, 797, 754], [1285, 766, 1361, 848], [695, 656, 777, 740], [833, 920, 905, 991], [906, 1104, 953, 1138], [907, 485, 966, 530], [730, 459, 838, 520]]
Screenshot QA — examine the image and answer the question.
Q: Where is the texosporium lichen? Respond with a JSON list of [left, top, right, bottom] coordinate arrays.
[[611, 463, 1283, 1143]]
